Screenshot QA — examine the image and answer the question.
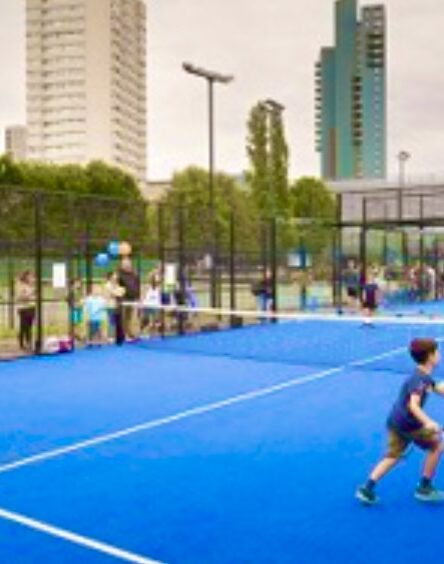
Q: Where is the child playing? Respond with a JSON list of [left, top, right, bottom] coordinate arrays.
[[361, 272, 380, 325], [84, 285, 107, 346], [356, 338, 444, 504]]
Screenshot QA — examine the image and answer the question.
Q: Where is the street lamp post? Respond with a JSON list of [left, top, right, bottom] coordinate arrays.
[[263, 98, 285, 113], [397, 150, 411, 220], [182, 63, 233, 308]]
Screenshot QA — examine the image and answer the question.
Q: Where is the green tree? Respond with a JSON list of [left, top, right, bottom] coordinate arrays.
[[157, 166, 261, 253], [0, 155, 24, 185], [0, 157, 147, 246], [269, 108, 290, 216], [246, 103, 269, 212], [289, 176, 337, 257], [246, 102, 290, 218], [290, 177, 336, 219]]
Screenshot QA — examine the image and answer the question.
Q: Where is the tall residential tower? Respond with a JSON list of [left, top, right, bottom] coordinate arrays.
[[315, 0, 386, 180], [26, 0, 147, 185]]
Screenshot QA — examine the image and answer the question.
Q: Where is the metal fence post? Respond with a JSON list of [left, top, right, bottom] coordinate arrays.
[[34, 192, 43, 354], [157, 203, 166, 337], [229, 208, 236, 312], [360, 198, 368, 293], [177, 202, 185, 335], [270, 217, 278, 318], [7, 243, 15, 330]]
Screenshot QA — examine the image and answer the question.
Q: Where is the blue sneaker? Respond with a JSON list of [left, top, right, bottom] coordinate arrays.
[[356, 485, 378, 505], [415, 485, 444, 503]]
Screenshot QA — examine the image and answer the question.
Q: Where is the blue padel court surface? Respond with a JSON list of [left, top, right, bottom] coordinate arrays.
[[1, 319, 444, 563]]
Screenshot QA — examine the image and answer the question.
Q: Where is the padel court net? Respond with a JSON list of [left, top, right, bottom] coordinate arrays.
[[129, 304, 444, 373]]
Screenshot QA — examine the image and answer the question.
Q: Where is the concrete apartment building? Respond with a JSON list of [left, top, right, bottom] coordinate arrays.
[[315, 0, 386, 180], [5, 126, 28, 161], [26, 0, 147, 185]]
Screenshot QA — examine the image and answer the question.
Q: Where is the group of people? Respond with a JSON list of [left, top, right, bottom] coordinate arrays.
[[71, 257, 148, 346], [344, 259, 444, 313], [12, 259, 199, 352], [71, 261, 198, 346], [342, 261, 381, 318]]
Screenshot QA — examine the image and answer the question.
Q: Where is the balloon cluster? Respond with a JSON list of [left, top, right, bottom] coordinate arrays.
[[94, 241, 132, 267]]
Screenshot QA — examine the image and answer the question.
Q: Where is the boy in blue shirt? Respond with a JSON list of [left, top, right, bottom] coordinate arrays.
[[356, 338, 444, 504], [84, 285, 107, 345]]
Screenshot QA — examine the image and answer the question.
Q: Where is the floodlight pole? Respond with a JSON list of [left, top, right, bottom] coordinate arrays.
[[182, 63, 233, 308]]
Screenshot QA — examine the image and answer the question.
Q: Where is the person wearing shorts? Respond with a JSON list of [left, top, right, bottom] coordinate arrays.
[[361, 273, 380, 323], [356, 338, 444, 504], [343, 260, 360, 310], [84, 285, 106, 345]]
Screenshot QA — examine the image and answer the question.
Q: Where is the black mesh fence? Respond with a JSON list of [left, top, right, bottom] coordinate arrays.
[[3, 184, 444, 359]]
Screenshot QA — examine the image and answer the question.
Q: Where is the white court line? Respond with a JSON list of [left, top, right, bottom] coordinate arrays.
[[0, 344, 406, 476], [0, 507, 162, 563]]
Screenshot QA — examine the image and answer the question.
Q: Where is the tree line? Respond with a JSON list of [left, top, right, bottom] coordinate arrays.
[[0, 101, 337, 258]]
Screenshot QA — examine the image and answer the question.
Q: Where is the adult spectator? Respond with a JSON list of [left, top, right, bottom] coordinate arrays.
[[117, 258, 140, 341], [16, 271, 36, 353]]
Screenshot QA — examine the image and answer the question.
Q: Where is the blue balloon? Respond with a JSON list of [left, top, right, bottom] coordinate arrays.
[[107, 241, 120, 258], [95, 253, 110, 267]]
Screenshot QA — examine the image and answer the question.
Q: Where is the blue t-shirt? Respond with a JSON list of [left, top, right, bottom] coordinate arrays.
[[84, 296, 106, 323], [387, 371, 435, 432]]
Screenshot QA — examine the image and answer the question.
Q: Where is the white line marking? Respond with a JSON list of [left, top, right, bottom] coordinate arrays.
[[0, 367, 340, 474], [0, 344, 406, 476], [0, 507, 163, 564], [348, 345, 406, 367]]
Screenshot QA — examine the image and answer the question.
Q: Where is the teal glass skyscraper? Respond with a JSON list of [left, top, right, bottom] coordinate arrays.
[[315, 1, 386, 180]]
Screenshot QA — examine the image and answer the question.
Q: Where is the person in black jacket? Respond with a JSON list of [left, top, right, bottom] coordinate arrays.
[[251, 269, 273, 317], [117, 258, 140, 342]]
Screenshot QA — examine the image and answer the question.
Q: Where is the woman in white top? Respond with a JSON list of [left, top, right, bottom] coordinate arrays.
[[141, 275, 161, 335]]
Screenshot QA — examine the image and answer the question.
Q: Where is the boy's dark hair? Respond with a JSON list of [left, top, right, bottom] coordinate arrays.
[[410, 338, 438, 364]]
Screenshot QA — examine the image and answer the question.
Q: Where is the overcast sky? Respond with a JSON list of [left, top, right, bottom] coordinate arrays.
[[1, 0, 444, 180]]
